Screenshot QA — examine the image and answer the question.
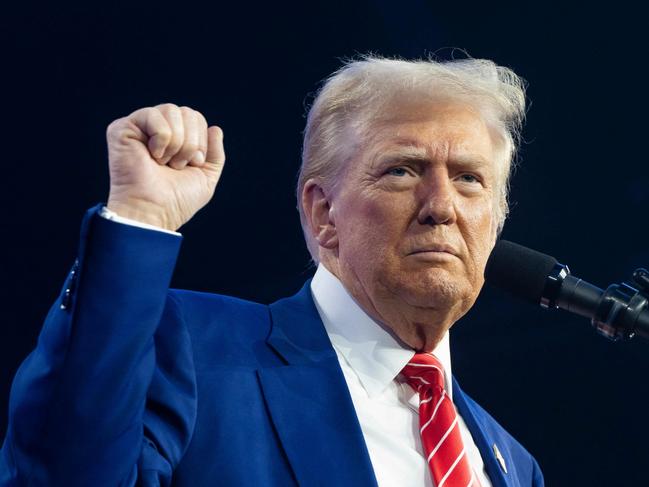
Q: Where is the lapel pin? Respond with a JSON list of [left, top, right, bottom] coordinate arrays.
[[492, 443, 508, 474]]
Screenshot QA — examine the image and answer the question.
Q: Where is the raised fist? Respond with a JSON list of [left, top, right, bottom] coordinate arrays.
[[106, 103, 225, 231]]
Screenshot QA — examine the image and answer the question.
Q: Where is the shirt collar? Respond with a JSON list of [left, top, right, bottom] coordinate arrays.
[[310, 263, 453, 399]]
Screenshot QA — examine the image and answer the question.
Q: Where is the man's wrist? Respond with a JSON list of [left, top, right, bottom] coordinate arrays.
[[100, 206, 181, 236]]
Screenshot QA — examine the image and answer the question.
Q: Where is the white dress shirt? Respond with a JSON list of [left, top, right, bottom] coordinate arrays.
[[99, 207, 182, 235], [311, 263, 492, 487]]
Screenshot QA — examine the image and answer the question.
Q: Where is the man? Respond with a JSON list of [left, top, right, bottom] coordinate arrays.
[[0, 56, 543, 486]]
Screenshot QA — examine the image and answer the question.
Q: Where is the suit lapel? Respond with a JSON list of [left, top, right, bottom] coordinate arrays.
[[260, 281, 378, 486], [452, 377, 514, 487]]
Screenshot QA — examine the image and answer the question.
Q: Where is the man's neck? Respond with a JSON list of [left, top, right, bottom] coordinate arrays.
[[319, 258, 455, 352]]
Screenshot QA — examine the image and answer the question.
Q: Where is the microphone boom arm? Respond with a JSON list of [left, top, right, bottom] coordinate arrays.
[[543, 266, 649, 341]]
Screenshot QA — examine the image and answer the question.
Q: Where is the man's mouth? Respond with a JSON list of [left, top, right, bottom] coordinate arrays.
[[408, 243, 458, 256]]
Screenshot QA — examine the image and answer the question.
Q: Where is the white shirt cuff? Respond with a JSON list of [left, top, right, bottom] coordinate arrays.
[[99, 206, 182, 236]]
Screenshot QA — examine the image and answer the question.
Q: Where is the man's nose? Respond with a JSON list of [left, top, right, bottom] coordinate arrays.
[[416, 172, 457, 226]]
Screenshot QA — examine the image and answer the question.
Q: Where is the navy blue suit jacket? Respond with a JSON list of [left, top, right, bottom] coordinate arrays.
[[0, 206, 543, 486]]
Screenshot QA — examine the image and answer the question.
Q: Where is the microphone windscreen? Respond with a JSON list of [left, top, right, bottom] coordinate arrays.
[[484, 240, 558, 303]]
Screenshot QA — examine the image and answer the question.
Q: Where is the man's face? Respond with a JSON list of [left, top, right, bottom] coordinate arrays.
[[329, 101, 499, 326]]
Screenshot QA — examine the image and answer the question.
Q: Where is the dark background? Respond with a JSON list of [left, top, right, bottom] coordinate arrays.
[[1, 1, 648, 485]]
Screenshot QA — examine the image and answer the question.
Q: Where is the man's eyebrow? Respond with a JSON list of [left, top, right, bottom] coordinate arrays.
[[374, 143, 429, 164], [375, 143, 492, 169], [448, 155, 492, 169]]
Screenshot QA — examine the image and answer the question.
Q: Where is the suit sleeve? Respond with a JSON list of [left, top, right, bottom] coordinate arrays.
[[0, 205, 197, 487], [531, 456, 544, 487]]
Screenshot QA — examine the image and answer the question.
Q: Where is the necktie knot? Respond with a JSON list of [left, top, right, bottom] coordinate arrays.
[[401, 353, 446, 394]]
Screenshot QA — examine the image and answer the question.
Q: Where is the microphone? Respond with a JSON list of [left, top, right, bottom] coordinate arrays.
[[484, 240, 649, 341]]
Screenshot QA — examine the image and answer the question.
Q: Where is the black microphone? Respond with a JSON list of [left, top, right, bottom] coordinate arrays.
[[484, 240, 649, 341]]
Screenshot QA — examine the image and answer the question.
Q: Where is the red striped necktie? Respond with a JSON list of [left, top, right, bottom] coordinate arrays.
[[401, 353, 481, 487]]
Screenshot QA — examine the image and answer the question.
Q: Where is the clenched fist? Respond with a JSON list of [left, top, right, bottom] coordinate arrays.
[[106, 103, 225, 231]]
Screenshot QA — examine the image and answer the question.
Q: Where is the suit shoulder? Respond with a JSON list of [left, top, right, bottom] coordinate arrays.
[[169, 288, 266, 312], [166, 289, 272, 363]]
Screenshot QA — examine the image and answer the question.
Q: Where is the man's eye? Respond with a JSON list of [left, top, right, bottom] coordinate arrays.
[[458, 174, 479, 183], [386, 167, 409, 177]]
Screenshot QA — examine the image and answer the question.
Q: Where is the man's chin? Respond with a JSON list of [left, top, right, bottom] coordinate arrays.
[[399, 271, 467, 308]]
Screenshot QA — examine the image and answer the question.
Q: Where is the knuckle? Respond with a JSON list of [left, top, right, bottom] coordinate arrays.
[[161, 104, 183, 122], [145, 106, 162, 119], [182, 142, 199, 155], [162, 130, 181, 150], [158, 102, 179, 112], [179, 105, 193, 114], [167, 137, 183, 152], [106, 117, 128, 139], [169, 122, 185, 139], [155, 127, 172, 141], [106, 118, 120, 133]]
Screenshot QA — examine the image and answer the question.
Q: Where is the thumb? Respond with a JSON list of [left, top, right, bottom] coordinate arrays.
[[202, 125, 226, 186]]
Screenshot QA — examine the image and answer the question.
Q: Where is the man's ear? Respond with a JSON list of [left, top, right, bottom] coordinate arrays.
[[302, 179, 339, 250]]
